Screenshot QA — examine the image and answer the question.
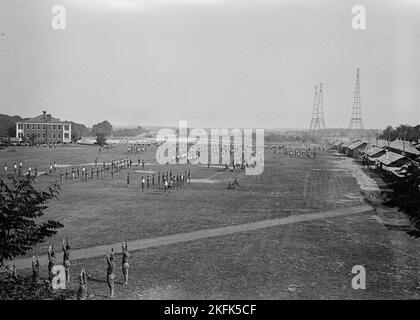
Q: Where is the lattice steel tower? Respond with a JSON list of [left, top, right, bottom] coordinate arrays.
[[309, 83, 326, 131], [348, 68, 364, 129]]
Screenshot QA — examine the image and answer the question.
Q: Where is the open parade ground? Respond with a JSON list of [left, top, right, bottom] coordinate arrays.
[[2, 144, 420, 299]]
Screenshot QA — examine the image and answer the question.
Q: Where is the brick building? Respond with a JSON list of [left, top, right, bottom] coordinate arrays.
[[15, 111, 72, 144]]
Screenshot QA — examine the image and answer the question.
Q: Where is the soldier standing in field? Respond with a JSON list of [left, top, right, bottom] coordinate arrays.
[[106, 250, 115, 298], [77, 268, 88, 300], [47, 244, 56, 282], [121, 241, 129, 285], [164, 178, 168, 194], [31, 255, 40, 283], [62, 238, 71, 283]]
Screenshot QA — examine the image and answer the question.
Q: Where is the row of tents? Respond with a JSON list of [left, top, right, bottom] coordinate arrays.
[[332, 139, 420, 177]]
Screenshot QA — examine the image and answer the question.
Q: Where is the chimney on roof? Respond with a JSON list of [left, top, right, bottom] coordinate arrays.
[[43, 110, 47, 115]]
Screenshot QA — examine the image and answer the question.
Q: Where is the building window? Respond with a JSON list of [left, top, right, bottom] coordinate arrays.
[[53, 134, 56, 139], [58, 133, 61, 139], [37, 124, 40, 130], [64, 125, 69, 130], [26, 133, 29, 138], [26, 124, 30, 130], [42, 133, 45, 139], [32, 125, 35, 130], [52, 125, 56, 130], [18, 124, 23, 129], [64, 133, 69, 139], [58, 125, 61, 130], [43, 125, 46, 130], [37, 133, 40, 138]]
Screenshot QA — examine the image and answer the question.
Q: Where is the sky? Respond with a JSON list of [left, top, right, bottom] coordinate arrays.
[[0, 0, 419, 129]]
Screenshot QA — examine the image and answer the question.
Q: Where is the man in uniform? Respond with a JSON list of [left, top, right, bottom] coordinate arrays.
[[47, 244, 56, 283], [121, 241, 129, 285], [106, 250, 115, 298], [62, 238, 71, 283], [164, 178, 168, 195], [31, 255, 40, 283]]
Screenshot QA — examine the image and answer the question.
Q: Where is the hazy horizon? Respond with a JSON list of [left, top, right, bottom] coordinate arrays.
[[1, 0, 419, 129]]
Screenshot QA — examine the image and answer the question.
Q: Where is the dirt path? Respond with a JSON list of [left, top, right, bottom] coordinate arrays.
[[12, 204, 372, 270]]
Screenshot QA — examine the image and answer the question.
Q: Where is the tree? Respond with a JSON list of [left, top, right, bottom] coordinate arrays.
[[92, 121, 113, 137], [0, 176, 63, 266], [96, 133, 107, 146], [28, 133, 37, 146], [71, 122, 91, 142], [6, 126, 15, 138]]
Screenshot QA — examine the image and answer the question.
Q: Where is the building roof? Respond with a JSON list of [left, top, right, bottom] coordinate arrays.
[[347, 140, 367, 151], [376, 151, 409, 166], [377, 139, 420, 156], [342, 140, 355, 148], [18, 113, 71, 124], [366, 146, 385, 157]]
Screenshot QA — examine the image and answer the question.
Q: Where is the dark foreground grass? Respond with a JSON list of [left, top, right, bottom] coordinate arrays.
[[0, 276, 75, 300]]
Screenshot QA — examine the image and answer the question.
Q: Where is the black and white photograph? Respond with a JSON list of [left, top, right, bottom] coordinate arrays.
[[0, 0, 420, 307]]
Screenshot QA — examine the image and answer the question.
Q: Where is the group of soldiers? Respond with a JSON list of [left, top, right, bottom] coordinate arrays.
[[288, 149, 317, 158], [128, 169, 192, 194], [56, 157, 136, 183], [127, 144, 148, 154], [30, 238, 130, 299], [3, 161, 40, 178]]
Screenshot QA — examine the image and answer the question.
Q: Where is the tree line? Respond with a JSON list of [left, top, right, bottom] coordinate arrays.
[[378, 124, 420, 143]]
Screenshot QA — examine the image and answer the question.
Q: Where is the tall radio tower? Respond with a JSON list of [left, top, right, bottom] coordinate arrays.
[[309, 83, 326, 131], [348, 68, 364, 129]]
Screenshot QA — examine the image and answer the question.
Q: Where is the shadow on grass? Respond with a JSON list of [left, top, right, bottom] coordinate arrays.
[[88, 277, 125, 285]]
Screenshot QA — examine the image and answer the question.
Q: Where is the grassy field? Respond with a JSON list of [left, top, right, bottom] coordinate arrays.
[[1, 145, 363, 255], [2, 144, 420, 299]]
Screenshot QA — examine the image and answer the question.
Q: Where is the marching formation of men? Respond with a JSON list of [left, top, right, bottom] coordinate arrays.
[[136, 170, 192, 194]]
